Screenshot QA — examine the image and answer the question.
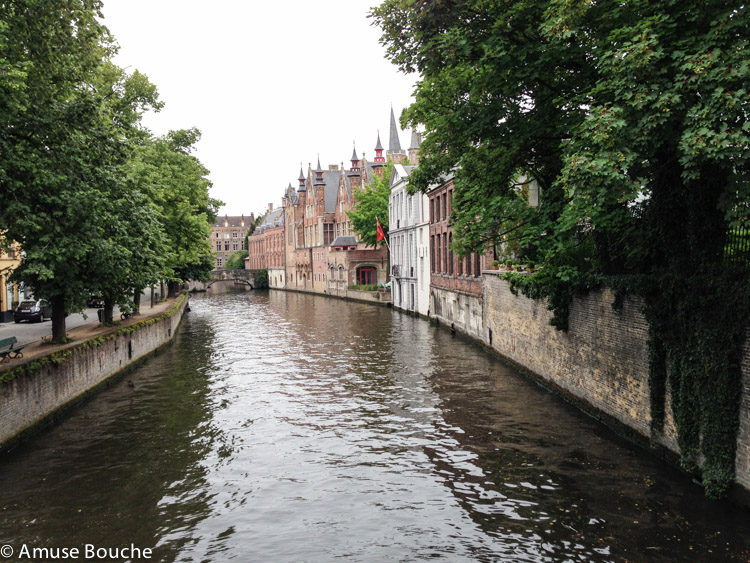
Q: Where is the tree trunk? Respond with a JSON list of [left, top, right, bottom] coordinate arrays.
[[51, 294, 67, 343], [103, 299, 114, 324], [160, 279, 165, 301], [150, 285, 155, 308], [133, 289, 141, 315], [168, 280, 180, 297]]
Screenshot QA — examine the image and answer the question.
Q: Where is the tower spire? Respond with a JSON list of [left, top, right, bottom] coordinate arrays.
[[388, 106, 402, 154]]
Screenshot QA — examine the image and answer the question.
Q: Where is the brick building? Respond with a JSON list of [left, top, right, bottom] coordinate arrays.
[[209, 214, 253, 270], [428, 175, 491, 337], [283, 145, 389, 295], [246, 204, 285, 288]]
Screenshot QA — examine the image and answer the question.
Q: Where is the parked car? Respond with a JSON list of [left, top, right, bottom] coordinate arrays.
[[13, 299, 52, 323], [86, 296, 105, 308]]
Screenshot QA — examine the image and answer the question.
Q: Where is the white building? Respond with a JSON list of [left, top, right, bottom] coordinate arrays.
[[388, 162, 430, 316]]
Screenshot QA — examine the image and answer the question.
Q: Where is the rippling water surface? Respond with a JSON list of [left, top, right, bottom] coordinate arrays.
[[1, 290, 749, 561]]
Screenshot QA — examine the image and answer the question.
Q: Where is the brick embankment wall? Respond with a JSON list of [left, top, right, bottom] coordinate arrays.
[[0, 295, 188, 451], [482, 274, 750, 493]]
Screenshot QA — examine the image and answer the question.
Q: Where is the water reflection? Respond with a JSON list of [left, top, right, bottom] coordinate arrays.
[[0, 290, 748, 562]]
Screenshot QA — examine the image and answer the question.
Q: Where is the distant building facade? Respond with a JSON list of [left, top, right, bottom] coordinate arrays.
[[388, 161, 430, 316], [0, 240, 22, 322], [209, 214, 253, 270], [246, 204, 285, 288]]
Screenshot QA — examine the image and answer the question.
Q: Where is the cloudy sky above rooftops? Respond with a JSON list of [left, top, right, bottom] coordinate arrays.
[[103, 0, 416, 217]]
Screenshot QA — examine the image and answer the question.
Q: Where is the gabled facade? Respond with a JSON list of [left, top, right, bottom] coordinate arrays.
[[209, 214, 253, 270], [388, 162, 430, 316], [281, 134, 391, 298]]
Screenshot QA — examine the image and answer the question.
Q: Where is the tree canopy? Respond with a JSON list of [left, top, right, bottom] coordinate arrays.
[[372, 0, 750, 498], [347, 161, 394, 248], [0, 1, 219, 337]]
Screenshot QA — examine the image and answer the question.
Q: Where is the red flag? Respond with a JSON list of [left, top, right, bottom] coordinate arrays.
[[376, 218, 385, 242]]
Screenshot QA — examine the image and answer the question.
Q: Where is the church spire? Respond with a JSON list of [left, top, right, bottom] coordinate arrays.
[[388, 106, 403, 154]]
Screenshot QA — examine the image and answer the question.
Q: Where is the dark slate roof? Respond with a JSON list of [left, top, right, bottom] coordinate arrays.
[[389, 107, 402, 152], [262, 208, 283, 227], [330, 235, 357, 247], [324, 170, 340, 213], [213, 215, 251, 228], [374, 132, 383, 151], [351, 146, 359, 161]]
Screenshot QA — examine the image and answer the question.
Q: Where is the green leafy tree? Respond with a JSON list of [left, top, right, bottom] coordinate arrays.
[[346, 160, 394, 248], [224, 250, 249, 270], [130, 129, 222, 296], [254, 268, 269, 289], [0, 0, 159, 339], [372, 0, 750, 497]]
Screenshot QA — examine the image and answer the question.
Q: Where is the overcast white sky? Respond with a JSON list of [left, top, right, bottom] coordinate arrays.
[[101, 0, 417, 218]]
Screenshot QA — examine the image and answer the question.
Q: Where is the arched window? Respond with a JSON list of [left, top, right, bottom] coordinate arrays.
[[339, 266, 344, 280]]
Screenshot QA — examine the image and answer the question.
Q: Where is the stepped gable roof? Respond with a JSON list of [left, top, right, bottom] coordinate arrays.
[[342, 174, 353, 206], [330, 235, 357, 247]]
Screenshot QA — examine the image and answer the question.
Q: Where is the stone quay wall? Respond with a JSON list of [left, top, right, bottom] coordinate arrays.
[[0, 295, 188, 451], [430, 286, 484, 341], [473, 273, 750, 494]]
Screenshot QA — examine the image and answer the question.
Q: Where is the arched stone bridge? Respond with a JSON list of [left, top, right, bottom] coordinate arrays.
[[204, 269, 255, 289]]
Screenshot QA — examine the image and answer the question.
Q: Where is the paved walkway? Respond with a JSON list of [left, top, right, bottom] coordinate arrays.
[[0, 297, 177, 365]]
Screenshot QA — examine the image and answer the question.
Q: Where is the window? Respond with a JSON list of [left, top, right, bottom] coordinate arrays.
[[430, 235, 435, 272], [442, 194, 447, 221], [357, 266, 377, 285], [224, 233, 230, 239], [474, 253, 481, 277], [233, 242, 238, 251], [215, 232, 220, 238], [233, 232, 238, 238], [442, 233, 447, 273], [448, 233, 453, 275], [216, 242, 221, 251], [225, 242, 230, 251], [437, 235, 442, 273], [339, 266, 344, 280], [217, 257, 223, 268], [324, 224, 334, 246], [430, 199, 434, 223]]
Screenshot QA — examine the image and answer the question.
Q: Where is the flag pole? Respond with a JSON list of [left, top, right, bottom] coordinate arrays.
[[375, 216, 391, 252]]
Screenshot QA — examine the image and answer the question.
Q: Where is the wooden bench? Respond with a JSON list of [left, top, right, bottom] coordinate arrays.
[[0, 336, 25, 363]]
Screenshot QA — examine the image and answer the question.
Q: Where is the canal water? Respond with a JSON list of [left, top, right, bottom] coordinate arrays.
[[1, 290, 748, 562]]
